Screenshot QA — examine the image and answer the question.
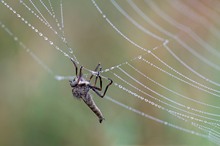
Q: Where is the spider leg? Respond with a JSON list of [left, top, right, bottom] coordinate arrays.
[[70, 58, 78, 76], [90, 78, 113, 98]]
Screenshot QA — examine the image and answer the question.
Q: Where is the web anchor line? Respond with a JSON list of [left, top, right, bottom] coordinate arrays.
[[0, 0, 115, 80], [19, 0, 77, 63]]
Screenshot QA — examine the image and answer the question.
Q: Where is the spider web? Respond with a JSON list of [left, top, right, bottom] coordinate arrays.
[[1, 0, 220, 145]]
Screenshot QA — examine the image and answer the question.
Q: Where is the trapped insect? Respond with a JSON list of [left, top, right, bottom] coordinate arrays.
[[69, 58, 113, 123]]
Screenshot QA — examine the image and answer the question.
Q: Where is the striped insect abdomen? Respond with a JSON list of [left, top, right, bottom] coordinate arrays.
[[82, 94, 105, 123]]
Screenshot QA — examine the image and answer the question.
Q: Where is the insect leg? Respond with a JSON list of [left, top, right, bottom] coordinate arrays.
[[96, 67, 102, 87], [70, 58, 78, 76], [79, 66, 83, 78], [91, 78, 113, 98], [89, 63, 101, 82]]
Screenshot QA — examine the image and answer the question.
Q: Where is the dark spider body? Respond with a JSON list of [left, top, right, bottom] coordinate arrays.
[[69, 59, 113, 123]]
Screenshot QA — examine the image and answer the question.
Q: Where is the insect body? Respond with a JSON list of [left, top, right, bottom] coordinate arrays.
[[69, 59, 113, 123]]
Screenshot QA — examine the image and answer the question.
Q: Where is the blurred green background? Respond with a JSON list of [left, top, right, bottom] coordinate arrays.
[[0, 0, 219, 146]]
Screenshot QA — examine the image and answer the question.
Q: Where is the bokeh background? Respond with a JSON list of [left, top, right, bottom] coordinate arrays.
[[0, 0, 220, 146]]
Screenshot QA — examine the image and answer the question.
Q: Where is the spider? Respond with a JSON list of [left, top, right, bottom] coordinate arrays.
[[69, 58, 113, 123]]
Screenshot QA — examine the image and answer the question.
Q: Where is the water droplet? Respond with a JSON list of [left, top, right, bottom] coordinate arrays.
[[68, 48, 73, 54], [138, 55, 142, 59], [49, 41, 53, 45], [44, 37, 48, 41], [14, 37, 18, 41], [55, 76, 63, 81], [103, 15, 106, 18], [64, 53, 69, 57], [164, 39, 169, 45], [39, 33, 43, 36]]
